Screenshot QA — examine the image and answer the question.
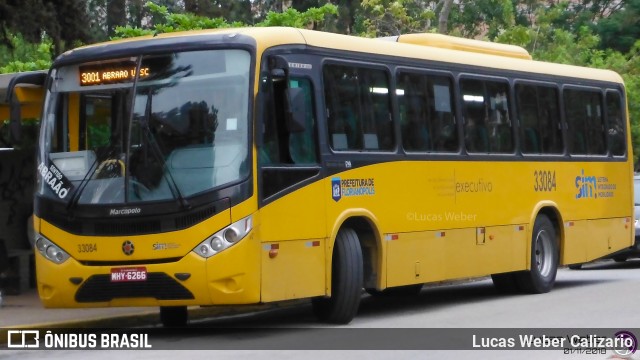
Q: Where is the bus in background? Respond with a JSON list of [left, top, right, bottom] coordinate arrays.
[[0, 71, 46, 291], [32, 28, 633, 326]]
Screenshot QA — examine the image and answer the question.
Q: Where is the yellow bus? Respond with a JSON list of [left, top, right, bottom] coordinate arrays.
[[33, 28, 633, 326], [0, 71, 45, 289]]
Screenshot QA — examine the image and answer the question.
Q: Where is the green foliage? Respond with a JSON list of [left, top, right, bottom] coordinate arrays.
[[448, 0, 515, 40], [113, 2, 338, 39], [112, 2, 243, 39], [595, 0, 640, 53], [257, 3, 338, 28], [611, 42, 640, 165], [359, 0, 436, 37], [0, 35, 52, 73], [87, 124, 111, 149], [498, 10, 640, 165]]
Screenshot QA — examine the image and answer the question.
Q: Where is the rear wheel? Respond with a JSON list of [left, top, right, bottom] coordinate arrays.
[[515, 215, 558, 293], [312, 228, 363, 324], [160, 306, 188, 327]]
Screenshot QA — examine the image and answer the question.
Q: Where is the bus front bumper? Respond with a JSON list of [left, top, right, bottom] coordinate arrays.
[[35, 233, 261, 308]]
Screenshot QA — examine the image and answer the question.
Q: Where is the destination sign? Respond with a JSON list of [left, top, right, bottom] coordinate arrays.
[[79, 64, 151, 86]]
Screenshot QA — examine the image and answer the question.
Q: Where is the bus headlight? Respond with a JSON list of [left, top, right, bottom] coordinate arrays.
[[193, 215, 253, 258], [35, 235, 70, 264]]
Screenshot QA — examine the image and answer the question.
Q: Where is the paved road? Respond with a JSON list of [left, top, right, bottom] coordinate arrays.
[[3, 259, 640, 360]]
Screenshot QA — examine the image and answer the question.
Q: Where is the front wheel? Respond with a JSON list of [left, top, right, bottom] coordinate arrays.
[[312, 228, 363, 324], [515, 215, 558, 293]]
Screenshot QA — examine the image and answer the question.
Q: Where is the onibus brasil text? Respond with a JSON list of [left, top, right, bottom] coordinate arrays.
[[8, 331, 151, 349]]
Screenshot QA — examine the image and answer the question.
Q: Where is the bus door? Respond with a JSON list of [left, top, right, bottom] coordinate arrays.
[[257, 54, 326, 301]]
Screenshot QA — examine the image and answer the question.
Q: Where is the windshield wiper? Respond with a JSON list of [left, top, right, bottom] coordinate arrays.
[[65, 143, 117, 213], [136, 88, 190, 209]]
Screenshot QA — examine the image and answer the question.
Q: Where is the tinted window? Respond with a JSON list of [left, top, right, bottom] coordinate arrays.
[[396, 71, 457, 152], [516, 84, 563, 154], [261, 77, 318, 165], [324, 64, 394, 151], [606, 91, 625, 156], [461, 79, 513, 153], [564, 88, 605, 155]]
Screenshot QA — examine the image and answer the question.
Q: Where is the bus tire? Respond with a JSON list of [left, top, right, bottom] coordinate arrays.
[[160, 306, 188, 327], [490, 272, 518, 293], [515, 215, 558, 294], [312, 227, 363, 324]]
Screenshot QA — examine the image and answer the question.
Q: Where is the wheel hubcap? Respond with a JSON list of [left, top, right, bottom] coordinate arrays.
[[535, 229, 553, 277]]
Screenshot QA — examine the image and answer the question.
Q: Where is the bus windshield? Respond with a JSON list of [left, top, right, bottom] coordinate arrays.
[[37, 49, 251, 205]]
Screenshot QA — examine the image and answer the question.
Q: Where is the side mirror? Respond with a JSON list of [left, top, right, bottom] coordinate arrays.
[[7, 71, 46, 147], [285, 87, 306, 133]]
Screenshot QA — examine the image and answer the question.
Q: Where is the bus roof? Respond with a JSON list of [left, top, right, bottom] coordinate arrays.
[[60, 27, 623, 85]]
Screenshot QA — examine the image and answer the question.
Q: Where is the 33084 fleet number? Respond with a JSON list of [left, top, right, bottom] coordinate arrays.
[[534, 170, 557, 192], [78, 243, 97, 253]]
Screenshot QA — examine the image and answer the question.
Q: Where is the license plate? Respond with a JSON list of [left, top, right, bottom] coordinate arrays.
[[110, 267, 147, 282]]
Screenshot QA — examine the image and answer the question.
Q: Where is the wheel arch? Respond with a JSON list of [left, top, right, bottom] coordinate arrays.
[[528, 201, 563, 269], [325, 209, 385, 295]]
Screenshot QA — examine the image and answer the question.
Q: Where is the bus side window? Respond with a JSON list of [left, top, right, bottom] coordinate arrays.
[[398, 72, 430, 152], [397, 72, 457, 153], [486, 82, 513, 153], [324, 66, 359, 150], [461, 79, 488, 153], [260, 72, 320, 200], [517, 84, 563, 155], [324, 64, 394, 152], [461, 78, 512, 154], [430, 77, 457, 152], [565, 88, 605, 155], [516, 84, 540, 154], [288, 79, 317, 164], [564, 89, 587, 155], [606, 91, 625, 156], [537, 86, 563, 154]]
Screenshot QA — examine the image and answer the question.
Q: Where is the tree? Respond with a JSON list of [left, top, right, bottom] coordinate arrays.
[[0, 0, 91, 58], [448, 0, 515, 39], [0, 34, 52, 73], [438, 0, 454, 33], [497, 7, 640, 164], [359, 0, 437, 37], [595, 0, 640, 53], [107, 0, 127, 37], [112, 2, 338, 39]]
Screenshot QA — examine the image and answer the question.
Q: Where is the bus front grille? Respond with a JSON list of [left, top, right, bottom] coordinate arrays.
[[75, 273, 195, 302]]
